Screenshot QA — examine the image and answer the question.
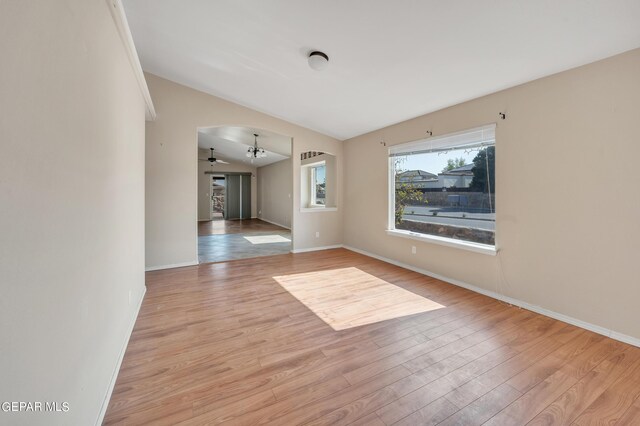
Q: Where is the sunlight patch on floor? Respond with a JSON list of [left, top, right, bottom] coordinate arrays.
[[273, 267, 445, 330], [243, 235, 291, 244]]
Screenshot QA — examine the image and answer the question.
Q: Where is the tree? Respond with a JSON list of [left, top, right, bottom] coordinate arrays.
[[469, 146, 495, 193], [393, 158, 425, 225], [394, 182, 424, 225], [442, 157, 466, 173]]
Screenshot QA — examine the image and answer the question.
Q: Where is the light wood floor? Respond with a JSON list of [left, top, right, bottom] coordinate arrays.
[[104, 249, 640, 425], [273, 267, 445, 331]]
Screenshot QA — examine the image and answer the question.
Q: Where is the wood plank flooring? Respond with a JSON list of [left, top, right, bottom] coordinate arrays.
[[104, 248, 640, 425], [273, 267, 444, 330]]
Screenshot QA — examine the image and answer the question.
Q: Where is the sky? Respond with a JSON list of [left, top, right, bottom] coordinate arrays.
[[315, 165, 326, 183], [396, 147, 481, 175]]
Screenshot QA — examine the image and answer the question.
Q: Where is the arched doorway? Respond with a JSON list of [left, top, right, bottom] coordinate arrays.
[[196, 125, 293, 263]]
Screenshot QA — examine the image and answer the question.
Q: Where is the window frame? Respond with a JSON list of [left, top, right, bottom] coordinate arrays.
[[387, 125, 497, 255], [309, 162, 326, 208]]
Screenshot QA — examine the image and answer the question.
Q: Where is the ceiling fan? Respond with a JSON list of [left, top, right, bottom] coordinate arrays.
[[199, 147, 229, 164]]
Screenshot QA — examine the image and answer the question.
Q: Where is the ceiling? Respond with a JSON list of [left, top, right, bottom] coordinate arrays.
[[198, 126, 291, 167], [124, 0, 640, 140]]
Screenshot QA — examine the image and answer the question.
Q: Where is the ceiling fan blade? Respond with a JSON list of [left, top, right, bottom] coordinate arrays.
[[198, 158, 210, 161], [216, 159, 230, 164]]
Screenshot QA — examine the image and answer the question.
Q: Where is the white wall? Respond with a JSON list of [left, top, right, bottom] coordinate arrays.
[[257, 159, 293, 228], [344, 48, 640, 343], [0, 0, 147, 424], [197, 148, 257, 220], [144, 74, 343, 269]]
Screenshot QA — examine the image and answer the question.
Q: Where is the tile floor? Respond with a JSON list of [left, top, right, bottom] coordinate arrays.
[[198, 219, 291, 263]]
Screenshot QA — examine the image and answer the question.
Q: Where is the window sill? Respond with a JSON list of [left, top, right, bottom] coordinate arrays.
[[386, 229, 497, 256], [300, 207, 338, 213]]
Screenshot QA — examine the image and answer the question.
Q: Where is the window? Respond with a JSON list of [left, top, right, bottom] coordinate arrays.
[[388, 124, 495, 248], [300, 153, 336, 212], [310, 163, 326, 206]]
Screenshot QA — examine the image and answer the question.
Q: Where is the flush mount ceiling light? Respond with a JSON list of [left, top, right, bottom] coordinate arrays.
[[246, 133, 267, 159], [308, 51, 329, 71]]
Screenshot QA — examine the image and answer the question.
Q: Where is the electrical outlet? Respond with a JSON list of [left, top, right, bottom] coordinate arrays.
[[411, 246, 417, 254], [315, 231, 320, 238]]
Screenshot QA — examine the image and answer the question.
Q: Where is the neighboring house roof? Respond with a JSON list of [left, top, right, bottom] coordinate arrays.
[[441, 163, 474, 175], [396, 170, 438, 182]]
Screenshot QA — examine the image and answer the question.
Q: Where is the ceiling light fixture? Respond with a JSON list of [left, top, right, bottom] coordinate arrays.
[[308, 51, 329, 71], [246, 133, 267, 159], [199, 147, 229, 165]]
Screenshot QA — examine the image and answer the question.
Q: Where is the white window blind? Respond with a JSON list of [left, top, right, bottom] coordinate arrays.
[[389, 124, 496, 157]]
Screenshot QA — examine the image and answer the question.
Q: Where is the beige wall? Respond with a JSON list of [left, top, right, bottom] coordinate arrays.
[[197, 149, 257, 220], [0, 1, 147, 425], [257, 159, 293, 228], [344, 48, 640, 342], [145, 74, 343, 268]]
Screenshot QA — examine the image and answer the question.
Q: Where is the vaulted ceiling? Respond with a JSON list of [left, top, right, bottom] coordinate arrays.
[[124, 0, 640, 140]]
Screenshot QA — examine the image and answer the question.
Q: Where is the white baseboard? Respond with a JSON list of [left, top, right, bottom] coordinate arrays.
[[291, 244, 343, 254], [96, 286, 146, 425], [343, 245, 640, 348], [145, 260, 199, 272], [258, 217, 291, 230]]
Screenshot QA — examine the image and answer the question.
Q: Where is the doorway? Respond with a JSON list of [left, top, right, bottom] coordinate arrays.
[[210, 175, 225, 219], [197, 126, 293, 263], [207, 173, 251, 220], [223, 173, 251, 220]]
